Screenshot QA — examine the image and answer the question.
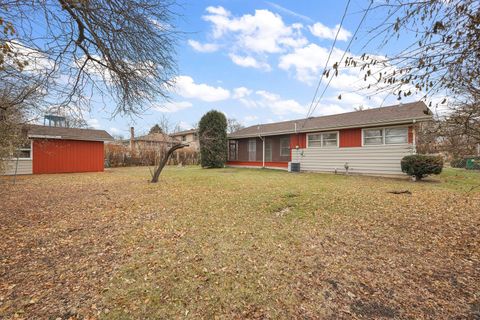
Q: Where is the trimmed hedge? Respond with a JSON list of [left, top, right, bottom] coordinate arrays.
[[401, 155, 443, 180]]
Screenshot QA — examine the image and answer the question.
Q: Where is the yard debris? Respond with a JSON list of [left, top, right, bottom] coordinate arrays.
[[387, 190, 412, 195]]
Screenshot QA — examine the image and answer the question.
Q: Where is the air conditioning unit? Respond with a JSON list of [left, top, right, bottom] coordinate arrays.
[[288, 162, 300, 172]]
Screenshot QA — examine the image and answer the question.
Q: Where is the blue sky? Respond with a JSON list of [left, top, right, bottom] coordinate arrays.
[[85, 0, 425, 138]]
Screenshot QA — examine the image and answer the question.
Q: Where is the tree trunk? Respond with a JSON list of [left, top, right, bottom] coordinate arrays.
[[151, 143, 187, 183]]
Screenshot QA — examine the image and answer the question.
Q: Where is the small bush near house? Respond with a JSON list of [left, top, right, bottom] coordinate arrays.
[[401, 155, 443, 180], [198, 110, 227, 168]]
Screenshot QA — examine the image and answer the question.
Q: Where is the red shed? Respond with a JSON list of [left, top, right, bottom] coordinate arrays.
[[3, 125, 113, 175]]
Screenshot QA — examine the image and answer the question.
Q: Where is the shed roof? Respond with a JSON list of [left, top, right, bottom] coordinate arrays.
[[229, 101, 432, 138], [28, 125, 114, 141]]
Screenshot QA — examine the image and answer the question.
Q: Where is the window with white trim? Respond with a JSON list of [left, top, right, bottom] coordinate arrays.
[[280, 137, 290, 156], [363, 127, 409, 145], [322, 132, 338, 147], [13, 141, 32, 159], [363, 129, 383, 145], [307, 132, 338, 148], [385, 127, 408, 144]]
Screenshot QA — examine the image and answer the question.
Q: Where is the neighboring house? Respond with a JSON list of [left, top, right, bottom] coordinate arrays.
[[227, 101, 433, 176], [124, 127, 180, 151], [3, 124, 113, 175], [170, 129, 199, 150]]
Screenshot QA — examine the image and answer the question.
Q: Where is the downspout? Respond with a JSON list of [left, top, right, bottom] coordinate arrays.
[[412, 119, 417, 154], [259, 135, 265, 168]]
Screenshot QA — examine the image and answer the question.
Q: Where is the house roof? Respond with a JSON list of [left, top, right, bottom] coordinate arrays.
[[27, 124, 114, 141], [132, 132, 180, 143], [229, 101, 432, 139], [170, 129, 197, 136]]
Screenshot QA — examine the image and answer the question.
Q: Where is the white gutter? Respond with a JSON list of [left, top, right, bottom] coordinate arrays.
[[258, 135, 265, 168], [412, 119, 417, 154]]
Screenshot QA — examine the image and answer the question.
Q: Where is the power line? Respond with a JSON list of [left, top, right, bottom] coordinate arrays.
[[302, 0, 373, 127], [303, 0, 351, 122]]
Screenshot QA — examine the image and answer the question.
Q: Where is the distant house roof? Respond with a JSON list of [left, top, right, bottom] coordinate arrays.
[[170, 129, 197, 137], [27, 125, 113, 141], [132, 132, 179, 143], [229, 101, 432, 139]]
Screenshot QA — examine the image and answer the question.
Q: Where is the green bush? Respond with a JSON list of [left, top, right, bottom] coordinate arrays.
[[401, 155, 443, 180], [198, 110, 227, 168]]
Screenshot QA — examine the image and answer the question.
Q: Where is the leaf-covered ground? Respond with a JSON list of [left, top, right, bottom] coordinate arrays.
[[0, 167, 479, 319]]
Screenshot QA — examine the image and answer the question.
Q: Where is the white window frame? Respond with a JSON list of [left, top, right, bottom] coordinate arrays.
[[306, 131, 339, 148], [12, 140, 33, 160], [279, 137, 290, 157], [362, 126, 409, 146]]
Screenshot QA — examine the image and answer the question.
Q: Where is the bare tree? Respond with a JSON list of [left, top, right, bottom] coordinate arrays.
[[150, 142, 187, 183], [227, 118, 244, 134], [1, 0, 178, 120], [334, 0, 480, 103]]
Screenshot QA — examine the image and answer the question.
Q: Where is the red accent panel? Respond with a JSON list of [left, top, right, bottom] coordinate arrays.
[[33, 139, 104, 174], [290, 133, 306, 149], [227, 161, 288, 168], [289, 133, 306, 160], [339, 128, 362, 147], [408, 126, 414, 144]]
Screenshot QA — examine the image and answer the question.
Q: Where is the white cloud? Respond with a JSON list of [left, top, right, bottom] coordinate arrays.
[[7, 41, 54, 73], [254, 90, 306, 115], [312, 103, 350, 116], [154, 101, 193, 113], [110, 127, 121, 134], [87, 118, 101, 129], [174, 75, 230, 102], [309, 22, 352, 41], [188, 40, 219, 53], [279, 43, 345, 84], [244, 115, 259, 123], [178, 121, 194, 131], [233, 87, 252, 99], [203, 6, 307, 54], [229, 54, 271, 71]]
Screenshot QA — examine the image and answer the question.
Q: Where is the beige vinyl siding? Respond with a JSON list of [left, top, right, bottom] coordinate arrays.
[[298, 144, 414, 175], [2, 159, 33, 175]]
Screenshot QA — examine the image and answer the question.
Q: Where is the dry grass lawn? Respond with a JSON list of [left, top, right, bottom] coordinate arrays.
[[0, 166, 479, 319]]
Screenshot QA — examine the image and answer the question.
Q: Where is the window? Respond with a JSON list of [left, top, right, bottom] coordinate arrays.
[[307, 132, 338, 148], [228, 140, 237, 160], [248, 138, 256, 161], [280, 137, 290, 156], [363, 129, 383, 145], [322, 132, 337, 147], [363, 127, 409, 145], [15, 141, 32, 159], [385, 127, 408, 144], [182, 135, 187, 142]]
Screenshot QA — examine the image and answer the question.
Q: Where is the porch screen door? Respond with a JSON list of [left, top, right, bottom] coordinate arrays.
[[265, 139, 272, 162], [248, 139, 256, 161]]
